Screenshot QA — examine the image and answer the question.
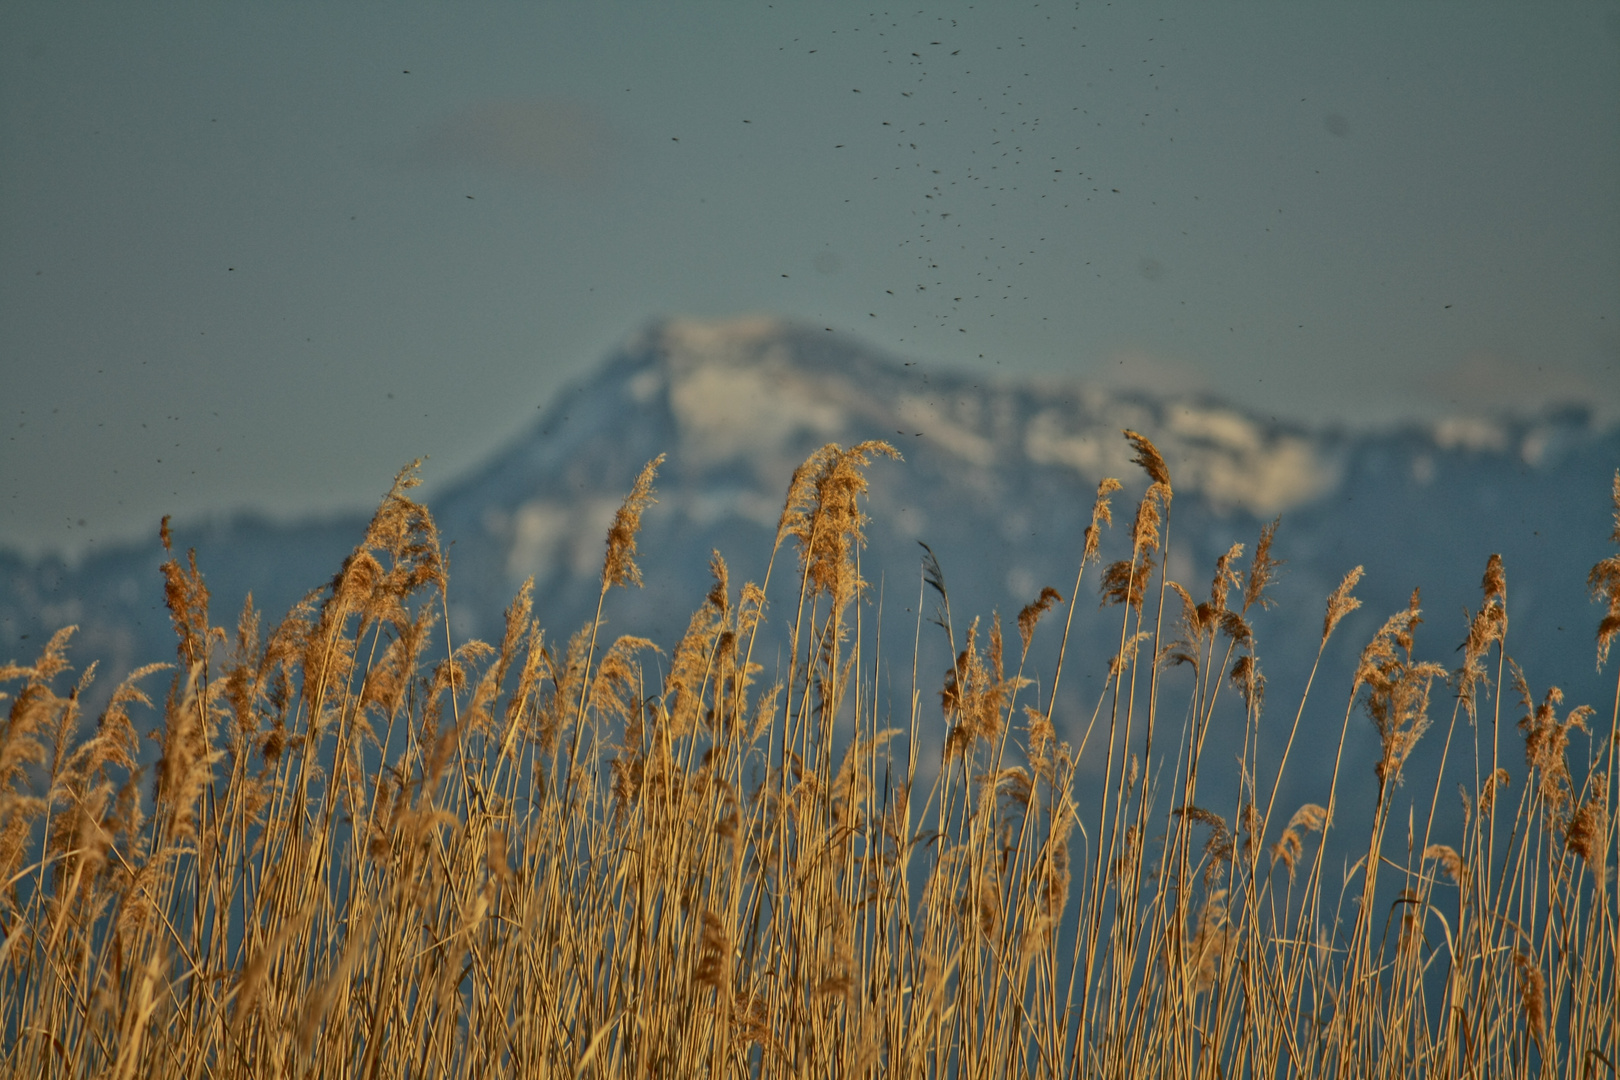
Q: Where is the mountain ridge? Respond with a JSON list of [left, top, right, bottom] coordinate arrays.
[[4, 317, 1617, 783]]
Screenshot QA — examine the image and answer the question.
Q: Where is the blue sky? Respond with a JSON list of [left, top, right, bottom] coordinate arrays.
[[2, 2, 1616, 557]]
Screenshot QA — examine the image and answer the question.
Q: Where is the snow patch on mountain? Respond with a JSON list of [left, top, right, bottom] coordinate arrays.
[[1025, 401, 1337, 516], [1431, 416, 1509, 454], [898, 396, 997, 468], [655, 316, 849, 468], [632, 315, 1343, 518], [497, 497, 622, 580]]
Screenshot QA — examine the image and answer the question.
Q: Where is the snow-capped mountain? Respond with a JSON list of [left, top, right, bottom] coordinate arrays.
[[4, 316, 1617, 811]]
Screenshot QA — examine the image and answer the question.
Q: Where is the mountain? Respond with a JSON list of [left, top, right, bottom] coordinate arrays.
[[4, 316, 1617, 825]]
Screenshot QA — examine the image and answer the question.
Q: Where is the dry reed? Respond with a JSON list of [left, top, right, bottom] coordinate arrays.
[[0, 448, 1615, 1078]]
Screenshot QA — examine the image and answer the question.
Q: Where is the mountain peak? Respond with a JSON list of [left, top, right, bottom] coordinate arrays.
[[638, 313, 795, 374], [607, 314, 1341, 517], [628, 315, 854, 470]]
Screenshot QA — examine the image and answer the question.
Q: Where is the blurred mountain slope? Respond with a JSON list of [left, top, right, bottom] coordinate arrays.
[[4, 317, 1615, 812]]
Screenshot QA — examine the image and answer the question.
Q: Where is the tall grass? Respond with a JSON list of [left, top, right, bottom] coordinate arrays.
[[1, 435, 1616, 1077]]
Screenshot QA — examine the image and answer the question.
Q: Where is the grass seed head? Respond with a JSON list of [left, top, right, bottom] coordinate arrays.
[[1322, 565, 1365, 645], [1229, 654, 1265, 715], [1124, 428, 1171, 489], [1359, 591, 1445, 791], [1017, 586, 1064, 656], [1518, 682, 1594, 826], [602, 454, 664, 590], [1479, 766, 1511, 815], [1083, 477, 1123, 564], [1101, 552, 1156, 612], [1130, 483, 1168, 556], [1422, 843, 1465, 886], [1242, 518, 1282, 612], [1211, 543, 1244, 615], [1564, 778, 1609, 884], [1590, 470, 1620, 668], [784, 441, 900, 613], [1514, 949, 1550, 1052], [1458, 555, 1509, 719], [1271, 803, 1329, 881]]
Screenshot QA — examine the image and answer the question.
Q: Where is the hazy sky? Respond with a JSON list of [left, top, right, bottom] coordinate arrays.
[[3, 2, 1617, 557]]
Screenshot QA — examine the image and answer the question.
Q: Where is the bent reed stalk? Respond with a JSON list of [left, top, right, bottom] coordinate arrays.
[[1, 443, 1616, 1078]]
